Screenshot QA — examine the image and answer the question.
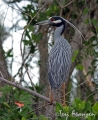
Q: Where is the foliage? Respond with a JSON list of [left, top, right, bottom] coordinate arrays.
[[72, 50, 79, 62], [3, 0, 98, 86], [1, 0, 98, 119], [0, 22, 9, 42], [0, 86, 98, 120], [55, 98, 98, 120], [0, 85, 47, 120]]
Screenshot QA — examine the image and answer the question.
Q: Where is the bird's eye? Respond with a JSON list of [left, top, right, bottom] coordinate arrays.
[[51, 18, 55, 21]]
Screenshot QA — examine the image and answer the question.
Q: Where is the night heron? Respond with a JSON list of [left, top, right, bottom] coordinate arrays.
[[36, 16, 84, 105]]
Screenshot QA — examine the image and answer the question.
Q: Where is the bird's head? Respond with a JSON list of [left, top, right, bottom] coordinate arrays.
[[36, 16, 85, 40], [36, 16, 65, 27]]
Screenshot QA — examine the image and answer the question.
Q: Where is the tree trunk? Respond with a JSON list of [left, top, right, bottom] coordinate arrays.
[[66, 0, 98, 102], [37, 1, 63, 118], [37, 0, 54, 116], [0, 39, 11, 87]]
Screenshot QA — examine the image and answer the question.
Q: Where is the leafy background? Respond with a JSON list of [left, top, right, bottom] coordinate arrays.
[[0, 0, 98, 120]]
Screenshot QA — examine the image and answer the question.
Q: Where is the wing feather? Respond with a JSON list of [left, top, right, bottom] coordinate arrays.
[[48, 38, 71, 89]]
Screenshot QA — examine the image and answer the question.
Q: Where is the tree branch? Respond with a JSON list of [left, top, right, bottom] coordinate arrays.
[[0, 77, 56, 105], [20, 1, 48, 58], [19, 1, 48, 92], [56, 0, 75, 8]]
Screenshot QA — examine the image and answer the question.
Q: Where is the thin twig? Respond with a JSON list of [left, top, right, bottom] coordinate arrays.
[[20, 1, 48, 57], [28, 103, 50, 114], [25, 66, 37, 91], [8, 4, 32, 20], [62, 0, 75, 8], [45, 107, 55, 118], [0, 77, 56, 105], [20, 1, 48, 91], [7, 3, 36, 90], [56, 0, 75, 16], [66, 80, 87, 96], [0, 71, 4, 78], [0, 71, 4, 83], [56, 0, 75, 8], [3, 5, 9, 26], [84, 91, 96, 100], [13, 51, 32, 78]]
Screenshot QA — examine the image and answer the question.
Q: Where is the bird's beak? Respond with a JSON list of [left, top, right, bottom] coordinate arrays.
[[36, 20, 49, 25]]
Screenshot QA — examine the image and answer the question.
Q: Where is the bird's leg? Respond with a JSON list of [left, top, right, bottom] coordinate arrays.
[[49, 89, 54, 104], [62, 82, 66, 106]]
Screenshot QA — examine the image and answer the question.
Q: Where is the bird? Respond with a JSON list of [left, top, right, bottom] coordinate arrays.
[[36, 16, 84, 105]]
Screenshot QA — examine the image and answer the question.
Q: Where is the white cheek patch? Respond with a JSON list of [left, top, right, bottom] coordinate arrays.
[[49, 17, 52, 19], [52, 20, 62, 23]]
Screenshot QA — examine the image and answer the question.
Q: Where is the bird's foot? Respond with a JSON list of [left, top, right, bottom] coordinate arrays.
[[62, 103, 66, 106], [49, 96, 55, 105], [49, 99, 54, 105]]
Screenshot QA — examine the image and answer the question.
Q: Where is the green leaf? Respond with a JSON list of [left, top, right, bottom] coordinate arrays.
[[42, 118, 47, 120], [39, 115, 48, 120], [3, 102, 10, 109], [84, 101, 91, 111], [92, 102, 98, 113], [76, 64, 83, 70], [30, 44, 36, 53], [79, 101, 85, 110], [25, 30, 31, 40], [84, 19, 89, 24], [83, 8, 89, 14], [91, 19, 98, 26], [36, 33, 42, 40], [72, 98, 86, 111], [20, 108, 28, 118], [63, 106, 69, 113], [6, 48, 13, 58], [27, 25, 34, 31], [86, 116, 91, 120], [32, 33, 42, 43], [55, 102, 63, 113], [21, 117, 26, 120], [89, 36, 96, 42], [72, 50, 79, 62], [22, 40, 32, 45], [54, 5, 58, 11]]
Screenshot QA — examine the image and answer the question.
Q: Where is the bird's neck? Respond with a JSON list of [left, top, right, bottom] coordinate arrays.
[[54, 24, 65, 42]]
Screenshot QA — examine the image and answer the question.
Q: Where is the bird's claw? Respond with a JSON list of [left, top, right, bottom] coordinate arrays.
[[62, 103, 66, 106], [49, 99, 54, 105]]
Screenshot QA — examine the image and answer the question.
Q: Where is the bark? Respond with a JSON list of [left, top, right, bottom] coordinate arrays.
[[0, 23, 11, 97], [37, 0, 98, 118], [66, 0, 98, 102], [38, 26, 49, 92], [38, 1, 63, 119], [82, 3, 98, 102], [0, 77, 56, 104], [1, 0, 98, 119], [37, 0, 55, 117], [78, 71, 87, 100], [37, 26, 49, 115], [0, 39, 11, 100], [0, 40, 11, 87]]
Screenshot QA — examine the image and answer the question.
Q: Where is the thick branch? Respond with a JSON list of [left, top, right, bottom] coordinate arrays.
[[0, 77, 56, 104]]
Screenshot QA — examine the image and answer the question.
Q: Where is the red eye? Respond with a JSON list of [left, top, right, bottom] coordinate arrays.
[[51, 18, 55, 21]]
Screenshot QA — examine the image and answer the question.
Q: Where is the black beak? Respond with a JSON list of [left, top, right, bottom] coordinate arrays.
[[36, 20, 49, 25]]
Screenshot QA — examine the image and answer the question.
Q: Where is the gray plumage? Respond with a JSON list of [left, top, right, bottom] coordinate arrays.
[[48, 25, 71, 89], [36, 16, 84, 90]]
